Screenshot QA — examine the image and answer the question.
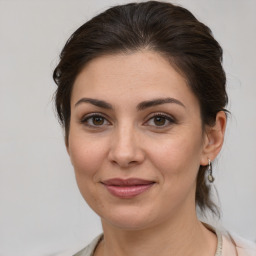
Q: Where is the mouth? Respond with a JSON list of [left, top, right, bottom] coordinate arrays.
[[101, 178, 156, 198]]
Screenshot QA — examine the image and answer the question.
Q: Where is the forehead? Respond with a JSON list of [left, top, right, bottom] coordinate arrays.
[[71, 51, 198, 108]]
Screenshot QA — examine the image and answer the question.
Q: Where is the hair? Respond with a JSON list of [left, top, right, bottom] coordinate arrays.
[[53, 1, 228, 215]]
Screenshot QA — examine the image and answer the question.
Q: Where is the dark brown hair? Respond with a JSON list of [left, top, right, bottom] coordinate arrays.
[[53, 1, 228, 215]]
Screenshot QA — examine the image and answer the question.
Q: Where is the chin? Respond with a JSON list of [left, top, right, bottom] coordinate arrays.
[[104, 217, 153, 231], [100, 205, 157, 231]]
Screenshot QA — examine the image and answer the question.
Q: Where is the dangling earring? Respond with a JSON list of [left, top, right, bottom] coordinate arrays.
[[207, 159, 215, 183]]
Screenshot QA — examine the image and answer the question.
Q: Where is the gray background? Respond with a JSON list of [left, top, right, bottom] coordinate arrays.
[[0, 0, 255, 255]]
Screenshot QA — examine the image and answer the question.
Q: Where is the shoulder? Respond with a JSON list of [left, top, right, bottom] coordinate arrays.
[[222, 232, 256, 256], [203, 222, 256, 256], [73, 234, 103, 256]]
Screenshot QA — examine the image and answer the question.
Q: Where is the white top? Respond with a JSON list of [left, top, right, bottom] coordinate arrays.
[[72, 230, 256, 256]]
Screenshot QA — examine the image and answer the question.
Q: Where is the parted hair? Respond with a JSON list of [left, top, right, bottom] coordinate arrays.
[[53, 1, 228, 215]]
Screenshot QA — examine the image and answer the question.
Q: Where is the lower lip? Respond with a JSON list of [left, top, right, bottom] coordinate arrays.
[[103, 184, 154, 198]]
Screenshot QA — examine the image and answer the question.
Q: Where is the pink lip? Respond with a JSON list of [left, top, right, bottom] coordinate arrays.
[[101, 178, 155, 198]]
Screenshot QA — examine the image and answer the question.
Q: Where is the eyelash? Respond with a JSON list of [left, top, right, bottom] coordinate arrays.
[[80, 113, 110, 128], [80, 112, 176, 128], [145, 113, 176, 128]]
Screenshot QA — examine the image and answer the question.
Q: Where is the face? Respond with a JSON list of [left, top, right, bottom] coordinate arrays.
[[67, 51, 209, 230]]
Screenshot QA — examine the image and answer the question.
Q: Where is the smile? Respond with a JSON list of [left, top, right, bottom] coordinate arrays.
[[101, 178, 155, 198]]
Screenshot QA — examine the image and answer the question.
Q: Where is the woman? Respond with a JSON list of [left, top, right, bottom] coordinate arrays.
[[53, 1, 256, 255]]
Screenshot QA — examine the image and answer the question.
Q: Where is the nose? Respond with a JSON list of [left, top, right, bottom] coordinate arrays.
[[107, 124, 145, 168]]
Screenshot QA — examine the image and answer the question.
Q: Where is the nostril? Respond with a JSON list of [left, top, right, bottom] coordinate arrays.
[[110, 159, 138, 168], [107, 142, 145, 167]]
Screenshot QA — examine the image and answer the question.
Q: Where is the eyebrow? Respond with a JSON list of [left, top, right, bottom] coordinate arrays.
[[137, 97, 185, 110], [75, 98, 113, 109], [74, 97, 185, 110]]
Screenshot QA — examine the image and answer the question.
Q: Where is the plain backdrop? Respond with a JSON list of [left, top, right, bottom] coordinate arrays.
[[0, 0, 256, 255]]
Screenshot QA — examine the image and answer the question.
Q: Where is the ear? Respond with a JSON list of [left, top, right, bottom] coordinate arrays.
[[65, 137, 74, 166], [65, 136, 71, 156], [200, 111, 227, 166], [66, 144, 70, 156]]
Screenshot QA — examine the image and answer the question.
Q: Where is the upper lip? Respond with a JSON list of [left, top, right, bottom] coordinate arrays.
[[101, 178, 155, 186]]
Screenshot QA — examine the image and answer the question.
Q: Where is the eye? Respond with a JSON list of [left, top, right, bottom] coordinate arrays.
[[81, 114, 110, 127], [145, 113, 176, 128]]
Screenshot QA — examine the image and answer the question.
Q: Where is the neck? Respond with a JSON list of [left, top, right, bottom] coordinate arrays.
[[95, 208, 217, 256]]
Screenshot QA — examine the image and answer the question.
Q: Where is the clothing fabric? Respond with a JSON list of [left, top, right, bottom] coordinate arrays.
[[73, 231, 256, 256]]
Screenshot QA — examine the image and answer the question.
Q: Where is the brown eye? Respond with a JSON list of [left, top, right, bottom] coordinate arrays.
[[154, 116, 166, 126], [81, 114, 110, 127], [145, 113, 176, 128], [92, 116, 104, 125]]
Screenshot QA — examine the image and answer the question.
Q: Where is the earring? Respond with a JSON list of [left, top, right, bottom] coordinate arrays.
[[207, 159, 215, 183]]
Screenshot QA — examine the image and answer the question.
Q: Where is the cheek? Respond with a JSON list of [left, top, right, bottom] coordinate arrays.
[[147, 133, 203, 182], [146, 135, 203, 211], [68, 135, 109, 210], [68, 134, 107, 181]]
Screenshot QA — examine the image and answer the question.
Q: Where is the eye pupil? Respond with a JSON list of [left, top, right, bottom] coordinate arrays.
[[154, 116, 166, 126], [93, 116, 104, 125]]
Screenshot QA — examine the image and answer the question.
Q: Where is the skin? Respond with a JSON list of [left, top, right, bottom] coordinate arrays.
[[67, 50, 226, 256]]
